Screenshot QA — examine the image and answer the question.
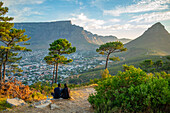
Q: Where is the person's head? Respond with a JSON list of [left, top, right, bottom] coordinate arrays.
[[64, 83, 68, 88], [58, 83, 61, 87]]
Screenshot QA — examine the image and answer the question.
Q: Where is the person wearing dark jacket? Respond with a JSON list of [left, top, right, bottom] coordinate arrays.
[[61, 83, 70, 99], [51, 83, 62, 99]]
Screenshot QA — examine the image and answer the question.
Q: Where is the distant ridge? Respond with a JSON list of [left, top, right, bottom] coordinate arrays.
[[14, 20, 72, 24], [125, 22, 170, 56]]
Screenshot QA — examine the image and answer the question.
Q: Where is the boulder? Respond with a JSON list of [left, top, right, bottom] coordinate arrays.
[[35, 102, 51, 108], [34, 100, 52, 108], [7, 98, 26, 106], [50, 104, 60, 110]]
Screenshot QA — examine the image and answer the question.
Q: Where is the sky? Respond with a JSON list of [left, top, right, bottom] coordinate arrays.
[[2, 0, 170, 39]]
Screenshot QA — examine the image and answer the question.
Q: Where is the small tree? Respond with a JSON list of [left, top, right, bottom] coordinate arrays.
[[46, 39, 76, 83], [96, 41, 127, 69]]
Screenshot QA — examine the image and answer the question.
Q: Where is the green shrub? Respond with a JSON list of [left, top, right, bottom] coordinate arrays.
[[101, 69, 111, 79], [0, 98, 12, 111], [88, 65, 170, 113]]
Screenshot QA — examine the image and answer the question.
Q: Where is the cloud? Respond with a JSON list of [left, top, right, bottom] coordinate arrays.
[[65, 0, 83, 5], [69, 13, 150, 38], [2, 0, 45, 6], [70, 13, 121, 30], [129, 11, 170, 23], [70, 13, 105, 29], [11, 7, 42, 22], [1, 0, 45, 22], [104, 0, 170, 16]]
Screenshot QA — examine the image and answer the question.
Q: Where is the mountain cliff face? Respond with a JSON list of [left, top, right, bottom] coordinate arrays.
[[82, 30, 130, 45], [125, 22, 170, 56], [14, 21, 130, 50]]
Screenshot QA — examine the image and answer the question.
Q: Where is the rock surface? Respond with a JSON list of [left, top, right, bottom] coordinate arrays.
[[7, 98, 26, 106], [50, 104, 60, 110], [34, 100, 52, 108]]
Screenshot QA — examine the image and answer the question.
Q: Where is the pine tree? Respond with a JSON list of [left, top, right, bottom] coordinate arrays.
[[96, 41, 127, 69], [45, 39, 76, 83], [1, 28, 31, 81], [0, 1, 14, 81], [0, 2, 31, 82]]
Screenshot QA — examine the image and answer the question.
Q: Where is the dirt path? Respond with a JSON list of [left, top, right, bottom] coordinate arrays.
[[2, 87, 95, 113]]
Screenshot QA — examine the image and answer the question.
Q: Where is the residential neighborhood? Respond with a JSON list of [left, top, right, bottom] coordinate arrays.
[[6, 50, 106, 85]]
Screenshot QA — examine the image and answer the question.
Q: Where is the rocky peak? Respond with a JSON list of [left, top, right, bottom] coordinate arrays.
[[144, 22, 168, 35]]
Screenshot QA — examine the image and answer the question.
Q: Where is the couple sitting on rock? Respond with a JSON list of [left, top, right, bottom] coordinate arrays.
[[51, 83, 70, 99]]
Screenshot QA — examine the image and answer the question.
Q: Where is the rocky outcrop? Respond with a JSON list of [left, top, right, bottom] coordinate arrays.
[[33, 100, 52, 108], [50, 104, 60, 110]]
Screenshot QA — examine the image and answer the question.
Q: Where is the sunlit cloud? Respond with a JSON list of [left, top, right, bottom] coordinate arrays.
[[129, 11, 170, 23], [104, 0, 170, 16], [2, 0, 46, 6], [70, 13, 105, 30], [69, 13, 150, 38]]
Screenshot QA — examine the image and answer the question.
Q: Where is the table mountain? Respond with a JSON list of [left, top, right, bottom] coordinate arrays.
[[14, 21, 130, 51]]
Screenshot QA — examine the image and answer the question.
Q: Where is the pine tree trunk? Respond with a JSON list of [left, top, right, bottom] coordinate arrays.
[[52, 64, 56, 85], [0, 55, 4, 82], [105, 53, 110, 69], [0, 64, 2, 82], [55, 63, 59, 83], [3, 62, 6, 82], [3, 49, 9, 82]]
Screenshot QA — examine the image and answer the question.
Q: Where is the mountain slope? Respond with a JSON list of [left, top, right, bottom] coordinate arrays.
[[125, 22, 170, 56]]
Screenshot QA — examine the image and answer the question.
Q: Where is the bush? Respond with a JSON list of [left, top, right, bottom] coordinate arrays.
[[101, 68, 111, 79], [0, 98, 11, 111], [30, 92, 47, 101], [88, 65, 170, 113], [0, 78, 47, 103], [0, 78, 33, 101]]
